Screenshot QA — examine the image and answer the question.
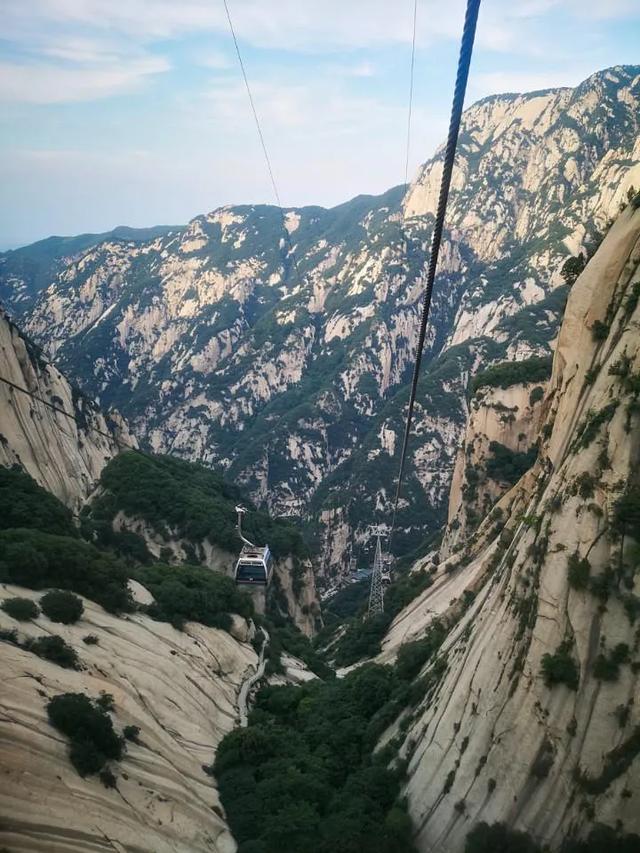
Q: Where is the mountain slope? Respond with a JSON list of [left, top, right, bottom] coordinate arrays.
[[0, 307, 133, 508], [3, 65, 639, 580], [383, 199, 640, 850]]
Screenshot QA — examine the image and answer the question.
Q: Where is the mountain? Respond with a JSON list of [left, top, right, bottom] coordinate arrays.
[[381, 199, 640, 849], [2, 66, 639, 586], [0, 224, 180, 316], [0, 307, 320, 634]]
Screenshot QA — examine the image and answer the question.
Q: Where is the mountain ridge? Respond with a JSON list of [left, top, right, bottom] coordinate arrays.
[[1, 64, 639, 584]]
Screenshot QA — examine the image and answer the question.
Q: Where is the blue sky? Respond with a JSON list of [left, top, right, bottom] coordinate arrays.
[[1, 0, 639, 249]]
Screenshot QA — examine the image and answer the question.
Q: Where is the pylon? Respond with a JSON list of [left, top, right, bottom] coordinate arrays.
[[367, 534, 385, 618]]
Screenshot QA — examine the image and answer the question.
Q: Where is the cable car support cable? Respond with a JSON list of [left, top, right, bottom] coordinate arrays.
[[388, 0, 481, 555], [222, 0, 306, 290]]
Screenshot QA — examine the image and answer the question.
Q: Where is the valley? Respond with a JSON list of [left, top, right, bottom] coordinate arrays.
[[3, 66, 638, 584], [0, 63, 639, 853]]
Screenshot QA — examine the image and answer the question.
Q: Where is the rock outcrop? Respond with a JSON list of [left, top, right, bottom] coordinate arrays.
[[383, 202, 640, 849], [0, 309, 132, 509], [0, 584, 257, 853]]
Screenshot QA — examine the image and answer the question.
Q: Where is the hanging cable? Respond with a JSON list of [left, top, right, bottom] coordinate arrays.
[[388, 0, 481, 551], [222, 0, 306, 288], [404, 0, 418, 189]]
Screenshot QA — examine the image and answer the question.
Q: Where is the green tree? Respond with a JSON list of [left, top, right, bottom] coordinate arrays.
[[40, 590, 84, 624], [1, 597, 39, 621]]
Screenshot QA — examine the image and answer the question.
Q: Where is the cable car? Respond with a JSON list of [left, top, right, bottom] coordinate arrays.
[[381, 554, 393, 586], [234, 506, 274, 585]]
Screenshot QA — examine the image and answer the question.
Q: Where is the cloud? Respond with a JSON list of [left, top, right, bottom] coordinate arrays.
[[0, 55, 169, 103], [468, 67, 594, 99], [193, 49, 232, 70]]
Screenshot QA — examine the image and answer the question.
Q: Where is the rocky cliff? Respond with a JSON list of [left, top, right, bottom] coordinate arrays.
[[0, 308, 132, 509], [382, 199, 640, 850], [0, 584, 255, 853], [3, 67, 638, 580]]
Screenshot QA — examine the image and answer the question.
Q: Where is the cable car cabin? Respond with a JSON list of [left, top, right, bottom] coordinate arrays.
[[381, 570, 392, 586], [234, 544, 274, 585]]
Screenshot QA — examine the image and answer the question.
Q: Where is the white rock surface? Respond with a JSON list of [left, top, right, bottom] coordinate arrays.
[[0, 584, 257, 853]]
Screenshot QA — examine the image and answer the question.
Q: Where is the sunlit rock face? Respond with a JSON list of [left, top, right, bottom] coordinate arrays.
[[382, 203, 640, 851], [0, 308, 132, 510], [0, 584, 255, 853], [2, 66, 639, 582]]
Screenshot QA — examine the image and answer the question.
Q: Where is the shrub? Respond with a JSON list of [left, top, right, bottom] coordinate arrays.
[[572, 473, 596, 500], [529, 386, 545, 406], [1, 597, 39, 621], [24, 635, 80, 669], [591, 320, 609, 341], [395, 623, 447, 682], [574, 404, 618, 450], [40, 590, 84, 624], [0, 467, 76, 537], [47, 693, 124, 777], [593, 644, 630, 681], [134, 563, 253, 631], [560, 254, 585, 286], [612, 486, 640, 541], [576, 726, 640, 795], [471, 357, 552, 394], [123, 725, 141, 743], [96, 691, 115, 712], [99, 767, 117, 788], [0, 529, 132, 614], [465, 822, 540, 853], [561, 825, 640, 852], [541, 642, 579, 690], [0, 627, 18, 644], [567, 553, 591, 590], [83, 634, 99, 645], [486, 442, 537, 486]]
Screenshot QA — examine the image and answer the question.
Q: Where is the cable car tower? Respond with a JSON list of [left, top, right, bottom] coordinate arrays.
[[367, 534, 386, 618]]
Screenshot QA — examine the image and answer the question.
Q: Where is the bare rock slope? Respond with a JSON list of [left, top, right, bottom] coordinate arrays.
[[0, 308, 132, 509], [386, 202, 640, 850], [0, 585, 256, 853]]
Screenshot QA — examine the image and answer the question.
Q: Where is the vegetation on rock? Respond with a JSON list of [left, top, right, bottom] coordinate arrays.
[[40, 589, 84, 624], [88, 452, 307, 561], [0, 529, 132, 614], [47, 692, 124, 777], [1, 596, 39, 621], [133, 562, 253, 631], [541, 642, 579, 690], [486, 442, 537, 486], [0, 466, 76, 537], [471, 357, 552, 394]]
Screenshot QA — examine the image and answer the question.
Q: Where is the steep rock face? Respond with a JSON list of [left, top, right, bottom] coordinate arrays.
[[442, 380, 547, 557], [0, 584, 256, 853], [3, 67, 639, 579], [0, 309, 132, 509], [385, 203, 640, 849]]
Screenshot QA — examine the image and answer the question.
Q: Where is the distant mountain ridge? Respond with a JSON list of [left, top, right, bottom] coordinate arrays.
[[0, 224, 181, 316], [1, 65, 639, 583]]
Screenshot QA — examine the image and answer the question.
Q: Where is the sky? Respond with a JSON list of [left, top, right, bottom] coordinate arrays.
[[0, 0, 639, 249]]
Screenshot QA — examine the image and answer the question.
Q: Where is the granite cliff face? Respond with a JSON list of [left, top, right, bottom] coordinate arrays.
[[0, 584, 255, 853], [0, 308, 132, 509], [3, 66, 638, 581], [382, 200, 640, 850]]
